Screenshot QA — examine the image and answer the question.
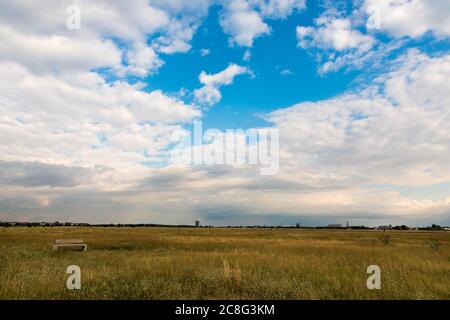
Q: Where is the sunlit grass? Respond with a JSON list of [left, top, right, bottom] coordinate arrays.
[[0, 227, 448, 299]]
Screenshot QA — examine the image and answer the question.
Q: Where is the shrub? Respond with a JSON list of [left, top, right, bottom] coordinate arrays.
[[379, 234, 393, 245], [426, 239, 441, 252]]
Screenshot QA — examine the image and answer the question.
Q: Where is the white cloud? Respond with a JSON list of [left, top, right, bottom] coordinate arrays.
[[296, 1, 450, 75], [199, 63, 248, 86], [0, 62, 199, 125], [220, 0, 306, 47], [243, 49, 252, 61], [2, 48, 450, 225], [268, 50, 450, 188], [151, 0, 213, 16], [220, 0, 271, 47], [0, 60, 200, 188], [0, 0, 217, 77], [120, 42, 164, 77], [364, 0, 450, 38], [153, 18, 198, 54], [296, 12, 380, 74], [0, 0, 170, 40], [297, 17, 374, 52], [1, 1, 449, 226], [0, 25, 122, 74], [0, 0, 308, 76], [200, 48, 211, 56], [249, 0, 306, 18], [194, 63, 248, 106], [0, 0, 204, 194], [280, 68, 294, 76], [149, 1, 213, 55], [194, 86, 223, 106]]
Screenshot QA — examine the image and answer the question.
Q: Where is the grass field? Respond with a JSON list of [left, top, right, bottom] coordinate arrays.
[[0, 227, 448, 300]]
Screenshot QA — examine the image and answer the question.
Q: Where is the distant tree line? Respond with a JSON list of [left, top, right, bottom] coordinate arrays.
[[0, 221, 447, 230]]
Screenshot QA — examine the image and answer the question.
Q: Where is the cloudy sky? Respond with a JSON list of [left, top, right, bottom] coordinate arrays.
[[1, 0, 449, 226]]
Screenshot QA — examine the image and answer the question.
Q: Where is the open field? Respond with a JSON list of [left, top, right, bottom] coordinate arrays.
[[0, 227, 448, 300]]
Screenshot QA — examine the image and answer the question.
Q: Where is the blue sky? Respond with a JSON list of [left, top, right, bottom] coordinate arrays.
[[0, 0, 450, 226], [147, 2, 359, 130], [141, 1, 450, 132]]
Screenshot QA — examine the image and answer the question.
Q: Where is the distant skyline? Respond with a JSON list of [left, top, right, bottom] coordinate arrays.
[[1, 0, 450, 227]]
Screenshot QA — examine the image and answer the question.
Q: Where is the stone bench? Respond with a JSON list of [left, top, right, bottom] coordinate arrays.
[[53, 239, 87, 251]]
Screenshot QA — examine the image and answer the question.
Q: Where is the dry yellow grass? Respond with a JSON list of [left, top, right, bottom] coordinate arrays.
[[0, 227, 448, 299]]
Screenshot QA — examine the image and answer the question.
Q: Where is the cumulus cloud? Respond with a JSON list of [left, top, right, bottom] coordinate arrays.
[[120, 42, 164, 77], [193, 86, 222, 107], [220, 0, 271, 47], [220, 0, 305, 47], [194, 64, 248, 106], [297, 17, 374, 51], [249, 0, 306, 18], [152, 18, 198, 55], [296, 12, 379, 74], [0, 0, 174, 77], [2, 47, 450, 226], [0, 0, 204, 190], [0, 0, 217, 77], [0, 0, 169, 39], [0, 25, 122, 74], [0, 61, 200, 192], [298, 1, 450, 75], [363, 0, 450, 38], [268, 50, 450, 189], [0, 63, 199, 125], [0, 0, 307, 76]]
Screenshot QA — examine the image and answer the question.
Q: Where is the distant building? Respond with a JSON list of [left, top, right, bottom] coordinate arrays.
[[195, 220, 200, 227], [296, 223, 301, 228], [328, 224, 342, 228], [377, 225, 393, 231]]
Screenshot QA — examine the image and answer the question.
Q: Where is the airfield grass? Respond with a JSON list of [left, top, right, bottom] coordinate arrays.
[[0, 227, 448, 300]]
